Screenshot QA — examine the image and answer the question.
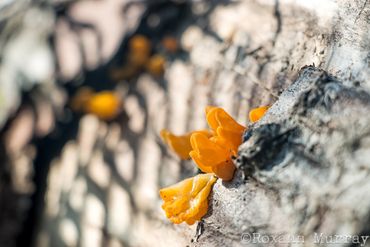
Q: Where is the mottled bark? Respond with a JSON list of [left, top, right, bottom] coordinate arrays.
[[196, 66, 370, 246]]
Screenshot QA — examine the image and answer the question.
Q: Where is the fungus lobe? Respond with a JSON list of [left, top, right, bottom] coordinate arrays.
[[159, 173, 217, 225], [249, 106, 270, 123], [189, 107, 246, 181], [160, 129, 212, 160]]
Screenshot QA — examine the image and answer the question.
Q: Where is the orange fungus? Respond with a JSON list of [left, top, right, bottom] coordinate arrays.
[[160, 129, 212, 160], [205, 106, 246, 153], [159, 173, 217, 225], [249, 106, 269, 123], [84, 91, 121, 120], [189, 107, 246, 181], [70, 87, 94, 112], [190, 133, 236, 180], [159, 105, 274, 225], [146, 54, 165, 77], [162, 36, 178, 53], [129, 35, 151, 55]]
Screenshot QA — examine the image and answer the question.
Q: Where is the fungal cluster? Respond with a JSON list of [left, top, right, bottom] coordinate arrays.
[[110, 34, 178, 81], [71, 88, 122, 121], [70, 34, 180, 121], [159, 106, 269, 225]]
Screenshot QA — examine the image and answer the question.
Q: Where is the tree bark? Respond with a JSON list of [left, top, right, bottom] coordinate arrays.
[[196, 66, 370, 246]]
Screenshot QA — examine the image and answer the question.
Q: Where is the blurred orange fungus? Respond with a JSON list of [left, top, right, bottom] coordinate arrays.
[[160, 129, 212, 160], [111, 35, 168, 80], [70, 87, 94, 112], [129, 35, 151, 56], [85, 91, 121, 120], [159, 173, 217, 225], [146, 54, 166, 77], [128, 35, 152, 67], [71, 88, 121, 121], [162, 36, 178, 53], [249, 106, 269, 123]]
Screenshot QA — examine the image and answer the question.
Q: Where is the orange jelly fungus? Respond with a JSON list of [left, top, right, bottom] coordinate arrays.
[[128, 35, 152, 67], [189, 107, 246, 181], [249, 106, 270, 123], [129, 35, 151, 55], [162, 36, 178, 53], [146, 54, 165, 77], [160, 129, 212, 160], [84, 91, 121, 120], [70, 87, 94, 112], [159, 173, 217, 225]]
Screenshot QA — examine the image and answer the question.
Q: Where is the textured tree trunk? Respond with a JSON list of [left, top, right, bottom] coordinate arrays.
[[196, 66, 370, 246], [189, 1, 370, 245]]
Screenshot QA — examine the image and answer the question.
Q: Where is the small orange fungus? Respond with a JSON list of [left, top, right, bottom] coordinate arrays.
[[84, 91, 121, 120], [160, 129, 212, 160], [128, 35, 152, 67], [189, 107, 246, 181], [162, 36, 178, 53], [190, 133, 236, 180], [146, 54, 165, 77], [159, 173, 217, 225], [129, 35, 151, 55], [70, 87, 94, 112], [205, 106, 246, 153], [110, 35, 151, 81], [249, 106, 269, 123]]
